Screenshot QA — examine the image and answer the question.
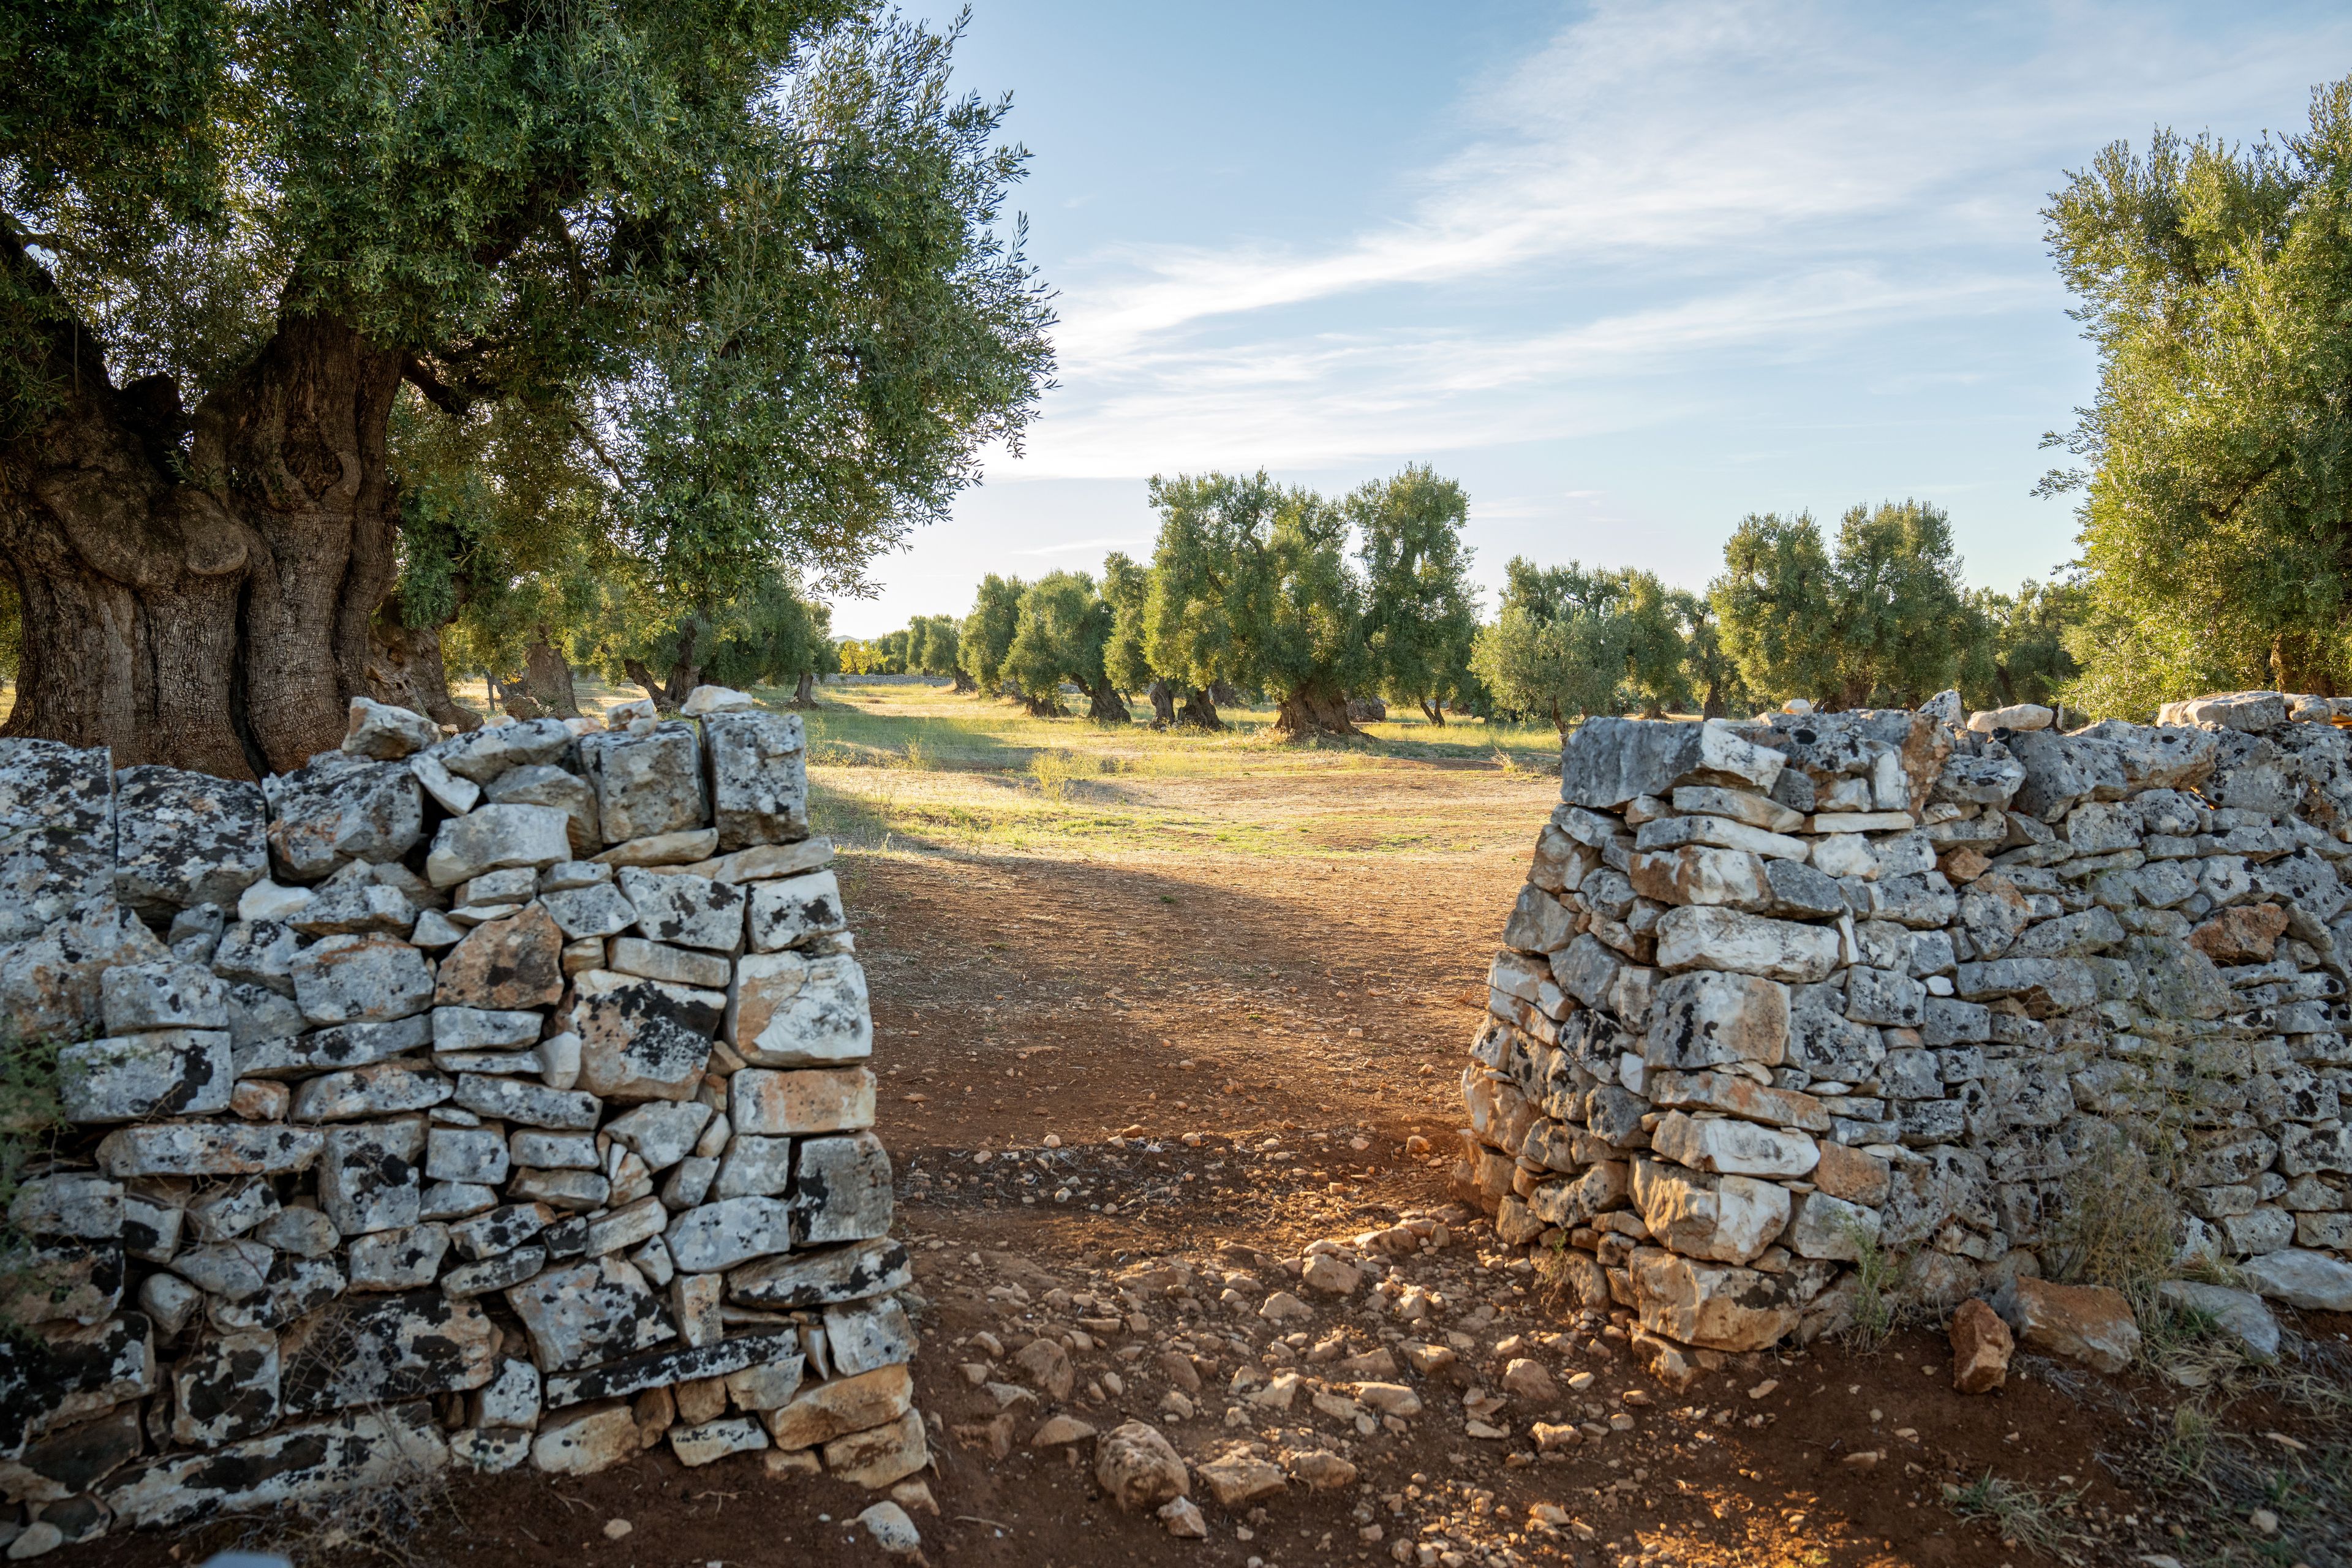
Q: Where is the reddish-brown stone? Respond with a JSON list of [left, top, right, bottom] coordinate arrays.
[[2187, 902, 2289, 963], [1948, 1296, 2013, 1393], [434, 903, 564, 1010]]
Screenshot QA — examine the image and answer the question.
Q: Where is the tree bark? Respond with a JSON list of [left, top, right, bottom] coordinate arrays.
[[623, 657, 677, 714], [1022, 692, 1064, 718], [1084, 678, 1128, 723], [1275, 680, 1360, 739], [368, 611, 482, 733], [790, 671, 818, 708], [524, 631, 581, 719], [1209, 679, 1239, 708], [951, 670, 977, 694], [1174, 687, 1223, 729], [0, 237, 407, 778], [1420, 699, 1446, 727], [1146, 680, 1176, 728]]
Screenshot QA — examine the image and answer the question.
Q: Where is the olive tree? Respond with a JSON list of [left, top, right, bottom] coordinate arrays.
[[0, 2, 1051, 776], [1352, 466, 1479, 724]]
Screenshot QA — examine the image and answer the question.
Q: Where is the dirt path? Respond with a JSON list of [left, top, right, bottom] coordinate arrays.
[[71, 763, 2350, 1568]]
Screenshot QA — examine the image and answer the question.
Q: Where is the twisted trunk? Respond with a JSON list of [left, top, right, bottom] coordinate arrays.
[[1420, 699, 1446, 727], [1084, 677, 1128, 723], [0, 244, 404, 778], [1274, 679, 1360, 739], [1174, 687, 1222, 729], [523, 630, 581, 718], [369, 612, 482, 733], [950, 670, 976, 694], [790, 671, 818, 707], [1146, 680, 1176, 728]]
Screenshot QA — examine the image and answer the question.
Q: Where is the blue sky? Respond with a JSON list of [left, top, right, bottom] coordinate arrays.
[[831, 0, 2352, 638]]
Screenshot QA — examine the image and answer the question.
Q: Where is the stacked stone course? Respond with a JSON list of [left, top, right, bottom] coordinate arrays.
[[1459, 690, 2352, 1356], [0, 691, 919, 1547]]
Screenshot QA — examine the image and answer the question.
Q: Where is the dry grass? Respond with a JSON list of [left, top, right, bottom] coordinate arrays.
[[1944, 1471, 2090, 1557]]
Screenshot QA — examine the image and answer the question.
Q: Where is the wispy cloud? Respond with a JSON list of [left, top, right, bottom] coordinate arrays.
[[1006, 535, 1148, 556], [1002, 0, 2352, 480]]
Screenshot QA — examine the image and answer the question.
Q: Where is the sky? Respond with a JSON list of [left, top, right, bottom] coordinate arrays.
[[829, 0, 2352, 638]]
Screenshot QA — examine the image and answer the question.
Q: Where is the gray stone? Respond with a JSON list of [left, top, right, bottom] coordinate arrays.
[[510, 1130, 598, 1170], [280, 1290, 496, 1414], [286, 882, 415, 937], [450, 1203, 556, 1262], [290, 932, 434, 1025], [232, 1012, 432, 1079], [443, 1245, 546, 1298], [111, 766, 270, 916], [263, 755, 425, 883], [504, 1257, 674, 1371], [290, 1062, 451, 1123], [59, 1028, 233, 1123], [667, 1196, 793, 1273], [170, 1329, 282, 1446], [95, 1122, 324, 1178], [432, 904, 564, 1010], [2158, 1280, 2280, 1359], [603, 1101, 714, 1172], [347, 1224, 451, 1292], [1562, 717, 1785, 810], [424, 804, 574, 889], [408, 751, 480, 815], [138, 1271, 201, 1335], [0, 899, 169, 1042], [170, 1239, 273, 1300], [730, 1065, 874, 1136], [213, 921, 303, 998], [254, 1207, 339, 1258], [1953, 957, 2097, 1014], [0, 827, 112, 946], [104, 1400, 447, 1529], [483, 765, 600, 856], [120, 1190, 184, 1261], [713, 1134, 794, 1199], [608, 935, 733, 989], [2011, 907, 2127, 959], [617, 868, 744, 952], [540, 880, 637, 940], [726, 1238, 911, 1310], [187, 1178, 277, 1243], [318, 1117, 426, 1236], [470, 1355, 541, 1429], [1655, 906, 1841, 984], [824, 1296, 915, 1378], [539, 860, 612, 892], [2239, 1247, 2352, 1311], [454, 867, 538, 907], [686, 837, 835, 885], [7, 1175, 122, 1242], [1646, 970, 1790, 1068], [1844, 965, 1925, 1027], [726, 951, 871, 1067], [423, 1128, 508, 1189], [223, 981, 306, 1051], [0, 1312, 158, 1455], [0, 740, 112, 844], [420, 1181, 497, 1221], [429, 718, 578, 784], [744, 870, 848, 953], [1651, 1110, 1819, 1177], [342, 698, 439, 760], [581, 724, 707, 845], [791, 1132, 893, 1246], [570, 969, 719, 1102], [594, 829, 720, 867], [701, 711, 808, 850], [453, 1072, 601, 1131], [432, 1006, 541, 1052], [540, 1327, 799, 1410]]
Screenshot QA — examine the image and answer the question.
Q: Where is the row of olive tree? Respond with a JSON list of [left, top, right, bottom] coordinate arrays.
[[1470, 498, 2081, 730], [859, 467, 1482, 736]]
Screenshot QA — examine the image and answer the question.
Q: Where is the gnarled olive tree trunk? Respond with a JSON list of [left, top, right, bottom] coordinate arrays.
[[0, 274, 404, 779], [1274, 680, 1360, 739], [524, 631, 581, 718]]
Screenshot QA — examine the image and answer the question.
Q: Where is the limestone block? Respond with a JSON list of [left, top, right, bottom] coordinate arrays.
[[1654, 906, 1841, 983], [1992, 1276, 2140, 1372], [763, 1363, 913, 1450], [1626, 1246, 1797, 1352], [731, 1066, 875, 1135], [745, 871, 848, 952], [791, 1133, 894, 1246], [318, 1117, 426, 1236], [1562, 718, 1785, 810], [105, 1403, 448, 1529], [702, 711, 809, 850], [539, 1327, 799, 1410], [0, 825, 113, 945], [726, 951, 871, 1066], [1646, 1069, 1828, 1131], [343, 698, 439, 760], [603, 1101, 715, 1172], [1782, 1191, 1879, 1260], [540, 881, 638, 940], [1630, 1160, 1787, 1264], [59, 1029, 232, 1123], [714, 1134, 794, 1199], [234, 1013, 431, 1080], [571, 968, 720, 1101], [530, 1401, 639, 1475], [112, 766, 270, 916], [434, 903, 565, 1009], [687, 837, 836, 886], [95, 1122, 324, 1178], [667, 1196, 793, 1273], [728, 1238, 911, 1311], [424, 805, 573, 889], [2240, 1248, 2352, 1311], [263, 756, 424, 883], [483, 764, 600, 856], [581, 724, 707, 845], [347, 1224, 451, 1291], [505, 1258, 674, 1371], [1651, 1110, 1818, 1178], [7, 1174, 123, 1242], [1635, 814, 1809, 861], [1627, 846, 1770, 910], [619, 867, 745, 952], [291, 1063, 451, 1123], [609, 936, 733, 990], [290, 933, 434, 1025]]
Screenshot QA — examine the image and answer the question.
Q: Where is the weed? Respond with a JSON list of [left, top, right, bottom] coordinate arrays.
[[1028, 748, 1090, 800], [2045, 1126, 2179, 1294], [1841, 1220, 1899, 1351], [1945, 1471, 2087, 1554], [0, 1034, 66, 1340]]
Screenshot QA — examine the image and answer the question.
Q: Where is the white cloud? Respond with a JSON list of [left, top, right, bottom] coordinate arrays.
[[1003, 0, 2352, 480]]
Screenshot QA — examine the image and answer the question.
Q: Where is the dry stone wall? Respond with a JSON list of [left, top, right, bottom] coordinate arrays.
[[0, 692, 919, 1549], [1458, 690, 2352, 1356]]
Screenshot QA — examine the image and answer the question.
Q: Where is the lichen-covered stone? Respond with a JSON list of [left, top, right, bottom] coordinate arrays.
[[263, 755, 425, 883], [702, 711, 808, 850], [571, 969, 719, 1102], [726, 951, 870, 1066], [504, 1258, 674, 1371], [104, 1402, 448, 1529], [113, 766, 270, 916], [617, 868, 744, 952], [291, 932, 434, 1025], [434, 903, 564, 1009], [483, 765, 600, 856], [581, 724, 706, 845]]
